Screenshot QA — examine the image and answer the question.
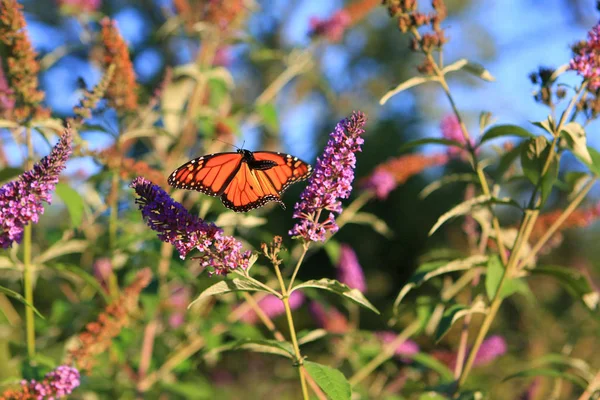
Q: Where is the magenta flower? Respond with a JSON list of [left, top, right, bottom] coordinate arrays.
[[0, 130, 72, 248], [472, 335, 507, 366], [309, 10, 351, 42], [290, 111, 367, 242], [130, 177, 251, 276], [376, 331, 420, 359], [308, 301, 349, 334], [570, 22, 600, 90], [239, 291, 305, 324], [15, 365, 80, 399], [441, 114, 475, 156], [362, 169, 396, 200], [337, 244, 366, 293]]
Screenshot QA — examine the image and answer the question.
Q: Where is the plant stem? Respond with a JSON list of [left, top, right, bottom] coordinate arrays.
[[241, 292, 285, 341], [23, 127, 35, 359], [287, 242, 310, 293], [577, 369, 600, 400], [349, 320, 420, 386]]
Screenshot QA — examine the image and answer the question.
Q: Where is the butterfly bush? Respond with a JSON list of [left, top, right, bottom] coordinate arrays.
[[376, 331, 420, 359], [130, 177, 251, 275], [0, 365, 80, 400], [309, 10, 351, 42], [290, 111, 366, 242], [570, 21, 600, 90], [308, 302, 350, 334], [0, 130, 72, 248], [337, 244, 366, 292]]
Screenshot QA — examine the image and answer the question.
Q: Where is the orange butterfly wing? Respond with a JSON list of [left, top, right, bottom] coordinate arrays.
[[168, 151, 312, 212], [167, 152, 242, 196]]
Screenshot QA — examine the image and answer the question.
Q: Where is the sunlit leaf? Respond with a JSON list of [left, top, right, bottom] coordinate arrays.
[[189, 278, 278, 309], [205, 339, 294, 359], [434, 298, 487, 342], [304, 361, 351, 400], [33, 239, 88, 265], [351, 212, 393, 238], [380, 76, 437, 105], [297, 329, 328, 346], [291, 278, 379, 314], [560, 122, 592, 164], [485, 255, 527, 301]]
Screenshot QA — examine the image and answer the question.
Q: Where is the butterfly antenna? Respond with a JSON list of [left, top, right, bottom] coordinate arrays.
[[211, 137, 240, 150]]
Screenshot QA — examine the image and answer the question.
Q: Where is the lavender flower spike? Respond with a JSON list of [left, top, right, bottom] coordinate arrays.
[[570, 22, 600, 90], [130, 177, 251, 275], [0, 129, 72, 248], [290, 111, 367, 242], [337, 244, 366, 292]]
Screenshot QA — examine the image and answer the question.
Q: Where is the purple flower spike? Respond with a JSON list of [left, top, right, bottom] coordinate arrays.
[[362, 169, 396, 200], [570, 22, 600, 90], [131, 177, 251, 276], [376, 331, 420, 360], [290, 111, 367, 242], [472, 335, 507, 366], [0, 129, 72, 248], [337, 244, 366, 293], [15, 365, 80, 399]]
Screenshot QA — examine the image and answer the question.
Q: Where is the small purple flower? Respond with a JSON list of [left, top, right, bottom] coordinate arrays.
[[570, 22, 600, 90], [240, 291, 305, 324], [18, 365, 80, 398], [337, 244, 366, 293], [290, 111, 367, 242], [362, 169, 396, 200], [130, 177, 251, 276], [472, 335, 507, 366], [309, 10, 351, 42], [376, 331, 420, 359], [0, 130, 72, 248]]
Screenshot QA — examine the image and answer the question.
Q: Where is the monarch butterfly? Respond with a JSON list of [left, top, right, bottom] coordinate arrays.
[[168, 149, 313, 212]]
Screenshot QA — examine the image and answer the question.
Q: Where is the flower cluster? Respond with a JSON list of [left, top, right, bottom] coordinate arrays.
[[239, 292, 305, 324], [308, 302, 349, 334], [0, 0, 49, 122], [570, 22, 600, 91], [66, 268, 152, 372], [0, 129, 72, 248], [362, 152, 448, 200], [290, 111, 367, 242], [337, 244, 366, 293], [100, 18, 138, 113], [0, 365, 80, 400], [441, 114, 475, 156], [130, 177, 251, 275]]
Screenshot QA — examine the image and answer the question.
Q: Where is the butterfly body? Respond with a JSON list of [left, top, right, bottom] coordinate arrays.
[[168, 149, 312, 212]]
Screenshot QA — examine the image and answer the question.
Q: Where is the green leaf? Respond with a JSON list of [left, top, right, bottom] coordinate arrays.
[[33, 239, 88, 265], [532, 116, 556, 134], [479, 111, 493, 132], [380, 76, 437, 105], [324, 240, 342, 265], [560, 122, 592, 164], [586, 146, 600, 176], [429, 195, 520, 236], [52, 263, 111, 304], [54, 183, 85, 228], [495, 141, 525, 179], [206, 339, 294, 359], [434, 299, 487, 342], [479, 124, 535, 144], [291, 278, 379, 314], [520, 136, 558, 205], [485, 255, 530, 301], [298, 329, 328, 346], [411, 353, 454, 382], [460, 61, 495, 81], [532, 353, 594, 381], [399, 138, 464, 153], [419, 173, 478, 199], [351, 212, 393, 238], [256, 103, 278, 132], [188, 278, 278, 309], [0, 167, 23, 185], [304, 361, 351, 400], [529, 266, 599, 311], [0, 285, 44, 319], [502, 368, 588, 389], [393, 255, 488, 311]]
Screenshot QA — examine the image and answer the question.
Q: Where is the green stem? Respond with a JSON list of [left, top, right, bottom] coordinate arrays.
[[287, 242, 310, 293], [349, 320, 420, 386], [23, 127, 35, 359]]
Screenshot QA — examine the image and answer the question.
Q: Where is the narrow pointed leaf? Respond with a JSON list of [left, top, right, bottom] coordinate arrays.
[[434, 299, 487, 342], [479, 124, 535, 144], [502, 368, 588, 388], [189, 278, 278, 309], [206, 339, 294, 359], [380, 76, 435, 105], [561, 122, 592, 164], [0, 285, 44, 319], [291, 278, 379, 314], [528, 266, 599, 311], [55, 183, 85, 228]]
